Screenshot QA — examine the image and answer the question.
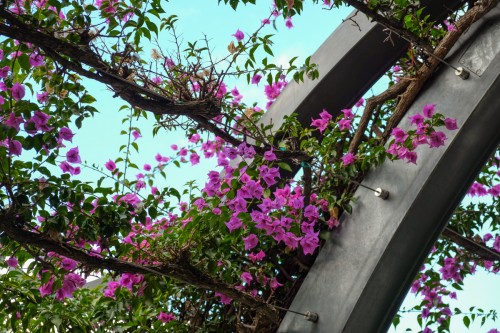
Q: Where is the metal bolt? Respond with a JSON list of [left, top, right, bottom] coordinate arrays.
[[455, 67, 470, 80], [374, 188, 389, 200], [305, 311, 319, 323]]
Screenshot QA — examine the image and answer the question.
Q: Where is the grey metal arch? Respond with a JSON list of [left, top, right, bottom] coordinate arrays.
[[275, 4, 500, 333]]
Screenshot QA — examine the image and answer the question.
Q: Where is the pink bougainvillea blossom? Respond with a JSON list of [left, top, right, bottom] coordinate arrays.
[[391, 128, 408, 143], [36, 91, 49, 103], [311, 109, 333, 133], [249, 250, 265, 262], [241, 272, 253, 284], [158, 312, 176, 323], [409, 113, 425, 126], [66, 147, 81, 164], [341, 152, 357, 165], [6, 256, 18, 268], [60, 258, 78, 271], [39, 277, 55, 297], [215, 292, 232, 304], [103, 281, 120, 298], [251, 73, 262, 85], [444, 117, 458, 130], [55, 273, 85, 300], [232, 29, 244, 42], [105, 159, 116, 171], [0, 65, 9, 78], [11, 83, 25, 100], [59, 127, 74, 142], [285, 16, 293, 29], [132, 130, 141, 141], [422, 104, 436, 118], [243, 234, 258, 251], [8, 139, 22, 156], [225, 216, 243, 232], [4, 112, 23, 130], [29, 52, 45, 67], [59, 161, 81, 175], [428, 131, 447, 148]]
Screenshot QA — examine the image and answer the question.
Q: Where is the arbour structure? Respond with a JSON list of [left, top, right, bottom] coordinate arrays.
[[260, 3, 500, 333]]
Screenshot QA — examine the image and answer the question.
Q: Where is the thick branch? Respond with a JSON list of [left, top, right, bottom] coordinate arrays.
[[349, 79, 410, 153], [0, 9, 220, 118], [0, 210, 279, 322], [443, 226, 500, 262]]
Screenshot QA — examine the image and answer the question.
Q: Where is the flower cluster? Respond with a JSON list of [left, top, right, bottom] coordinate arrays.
[[387, 104, 458, 164]]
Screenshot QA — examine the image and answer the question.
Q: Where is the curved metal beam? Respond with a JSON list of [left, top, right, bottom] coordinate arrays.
[[278, 5, 500, 333]]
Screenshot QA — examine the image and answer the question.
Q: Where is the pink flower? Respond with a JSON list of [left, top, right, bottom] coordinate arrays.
[[409, 113, 425, 126], [29, 53, 45, 67], [36, 91, 49, 103], [355, 98, 364, 107], [311, 117, 329, 133], [233, 29, 244, 42], [8, 139, 22, 156], [494, 236, 500, 252], [56, 273, 85, 300], [158, 312, 176, 323], [300, 232, 319, 255], [60, 258, 78, 271], [251, 73, 262, 85], [66, 147, 81, 164], [11, 83, 25, 100], [392, 65, 401, 72], [143, 163, 151, 171], [6, 256, 18, 268], [241, 272, 253, 284], [341, 152, 357, 165], [405, 151, 418, 164], [4, 112, 23, 130], [132, 130, 141, 141], [0, 65, 9, 78], [190, 153, 200, 165], [285, 16, 293, 29], [105, 159, 116, 171], [270, 277, 283, 289], [59, 127, 74, 142], [341, 108, 354, 119], [444, 118, 458, 130], [170, 144, 178, 150], [422, 104, 436, 118], [225, 216, 243, 232], [32, 111, 53, 132], [391, 128, 408, 143], [249, 250, 265, 262], [215, 292, 232, 304], [444, 20, 457, 32], [39, 277, 55, 297], [338, 118, 351, 131], [263, 149, 276, 161], [59, 161, 81, 175], [428, 131, 447, 148], [189, 133, 201, 143], [103, 281, 120, 298], [243, 234, 258, 250]]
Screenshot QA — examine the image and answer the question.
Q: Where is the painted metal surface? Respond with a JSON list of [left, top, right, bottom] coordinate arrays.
[[277, 5, 500, 333]]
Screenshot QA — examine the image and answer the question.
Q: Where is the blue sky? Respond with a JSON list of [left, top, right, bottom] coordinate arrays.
[[71, 1, 499, 332]]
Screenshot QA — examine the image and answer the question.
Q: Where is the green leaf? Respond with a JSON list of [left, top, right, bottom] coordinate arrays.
[[278, 162, 293, 172], [463, 316, 470, 328]]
